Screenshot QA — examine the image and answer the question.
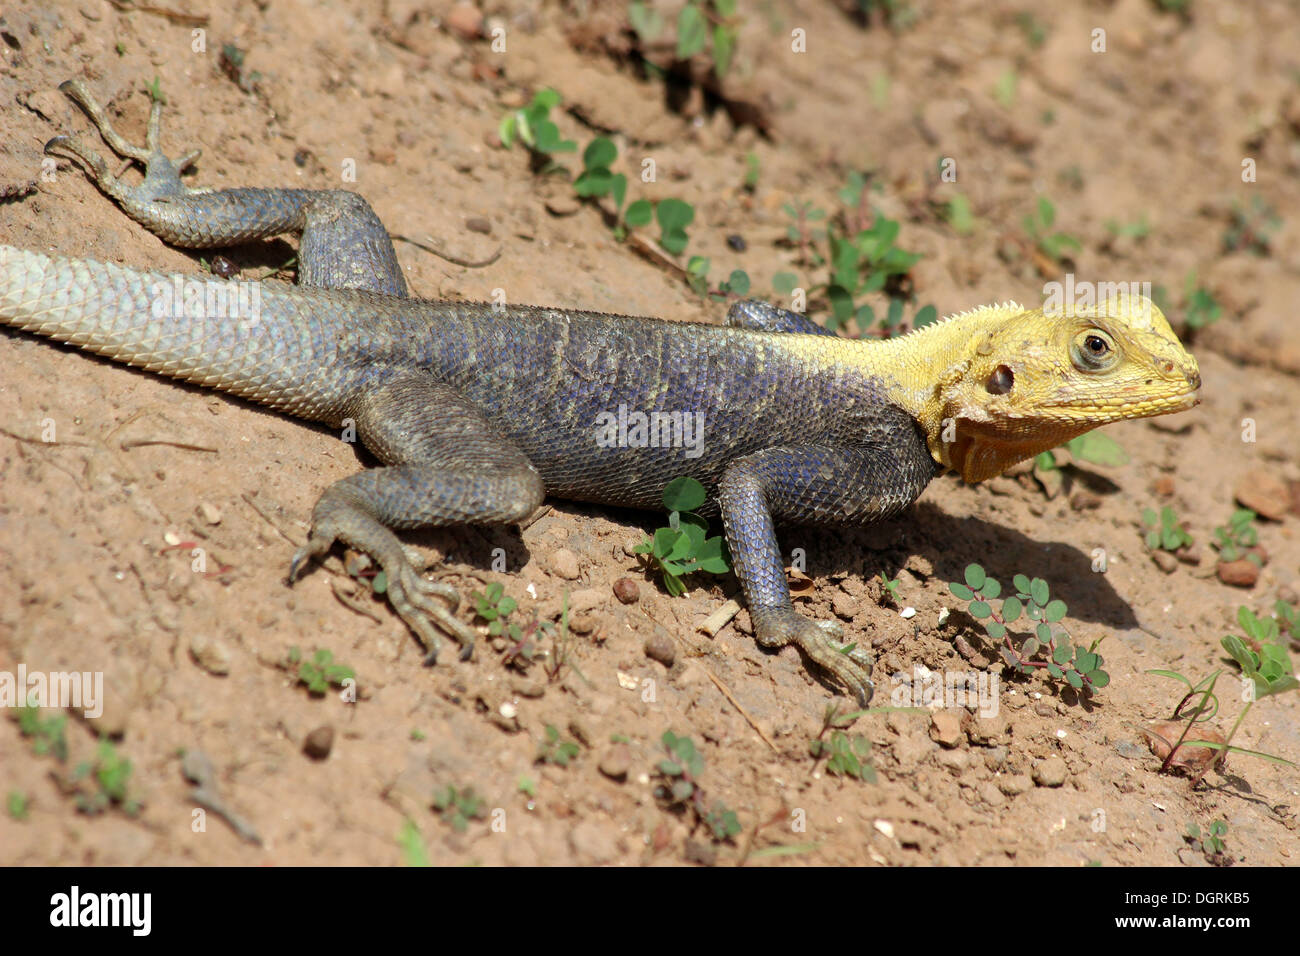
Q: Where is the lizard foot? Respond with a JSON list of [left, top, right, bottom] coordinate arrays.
[[44, 79, 201, 202], [289, 523, 477, 666], [750, 607, 875, 706]]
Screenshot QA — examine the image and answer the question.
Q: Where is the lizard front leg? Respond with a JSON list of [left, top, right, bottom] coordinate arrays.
[[717, 440, 933, 705]]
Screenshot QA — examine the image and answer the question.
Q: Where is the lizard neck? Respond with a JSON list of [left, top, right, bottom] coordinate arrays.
[[822, 302, 1034, 481]]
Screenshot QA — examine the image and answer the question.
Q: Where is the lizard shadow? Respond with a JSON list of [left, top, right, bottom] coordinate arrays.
[[796, 497, 1142, 634]]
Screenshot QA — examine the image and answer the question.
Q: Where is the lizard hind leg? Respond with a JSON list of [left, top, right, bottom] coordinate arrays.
[[291, 376, 545, 665], [44, 79, 201, 206]]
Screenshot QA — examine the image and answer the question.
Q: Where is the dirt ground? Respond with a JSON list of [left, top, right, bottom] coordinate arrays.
[[1, 0, 1298, 867]]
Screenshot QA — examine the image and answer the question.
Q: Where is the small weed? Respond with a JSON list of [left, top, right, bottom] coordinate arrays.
[[1222, 196, 1280, 257], [1147, 607, 1297, 785], [1015, 12, 1048, 48], [7, 791, 29, 821], [674, 0, 740, 79], [993, 68, 1017, 108], [1142, 506, 1194, 552], [1036, 432, 1130, 475], [18, 705, 68, 762], [655, 731, 741, 842], [808, 706, 876, 782], [878, 572, 901, 606], [398, 819, 430, 866], [432, 785, 487, 833], [945, 193, 975, 235], [634, 477, 731, 597], [288, 646, 355, 696], [536, 724, 581, 767], [1184, 819, 1228, 864], [742, 151, 760, 191], [1183, 273, 1222, 330], [949, 564, 1110, 694], [1022, 197, 1081, 265], [498, 87, 576, 158], [1104, 214, 1150, 240], [73, 738, 140, 816], [1211, 508, 1260, 565]]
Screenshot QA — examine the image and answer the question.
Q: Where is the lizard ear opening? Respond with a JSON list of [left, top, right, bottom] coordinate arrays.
[[986, 364, 1014, 395]]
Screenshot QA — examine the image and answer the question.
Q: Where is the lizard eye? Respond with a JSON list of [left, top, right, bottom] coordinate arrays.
[[1071, 329, 1117, 371]]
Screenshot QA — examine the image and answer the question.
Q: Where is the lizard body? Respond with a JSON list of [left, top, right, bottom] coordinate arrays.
[[0, 82, 1201, 704]]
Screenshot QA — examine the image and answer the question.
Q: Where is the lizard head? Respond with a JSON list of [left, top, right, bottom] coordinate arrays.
[[933, 293, 1201, 483]]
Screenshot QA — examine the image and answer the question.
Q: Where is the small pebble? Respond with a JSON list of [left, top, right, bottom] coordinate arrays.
[[929, 711, 963, 748], [549, 548, 581, 580], [303, 726, 334, 760], [644, 632, 676, 666], [612, 578, 640, 604], [1033, 755, 1068, 787], [188, 633, 231, 676], [598, 743, 632, 780], [1216, 558, 1259, 588]]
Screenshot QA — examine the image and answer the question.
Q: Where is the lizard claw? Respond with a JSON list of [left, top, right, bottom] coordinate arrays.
[[750, 608, 875, 706], [288, 522, 476, 664]]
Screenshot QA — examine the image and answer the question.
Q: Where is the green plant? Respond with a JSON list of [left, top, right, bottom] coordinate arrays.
[[432, 784, 487, 832], [1022, 197, 1081, 264], [17, 705, 68, 762], [1275, 599, 1299, 640], [536, 724, 581, 767], [1183, 273, 1222, 330], [7, 791, 29, 821], [878, 572, 901, 606], [993, 68, 1017, 108], [1036, 432, 1130, 474], [473, 582, 520, 641], [1212, 508, 1260, 565], [1142, 506, 1193, 552], [289, 646, 356, 696], [1185, 819, 1228, 861], [655, 731, 741, 842], [949, 564, 1110, 693], [398, 819, 431, 866], [673, 0, 740, 79], [1015, 11, 1047, 48], [809, 706, 876, 782], [945, 193, 975, 235], [654, 198, 695, 256], [1147, 609, 1297, 785], [498, 88, 576, 157], [634, 477, 730, 597], [1222, 196, 1280, 257], [826, 210, 923, 330], [73, 738, 140, 816], [1104, 215, 1150, 240]]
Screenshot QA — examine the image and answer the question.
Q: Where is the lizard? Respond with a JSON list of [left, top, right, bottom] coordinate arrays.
[[0, 80, 1202, 706]]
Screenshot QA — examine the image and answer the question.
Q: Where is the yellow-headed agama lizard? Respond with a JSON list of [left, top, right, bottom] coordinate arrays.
[[0, 81, 1202, 705]]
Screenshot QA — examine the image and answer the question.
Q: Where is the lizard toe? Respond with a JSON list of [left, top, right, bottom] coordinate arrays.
[[750, 608, 875, 705]]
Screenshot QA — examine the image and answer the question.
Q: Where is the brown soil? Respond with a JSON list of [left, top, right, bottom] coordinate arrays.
[[1, 0, 1298, 866]]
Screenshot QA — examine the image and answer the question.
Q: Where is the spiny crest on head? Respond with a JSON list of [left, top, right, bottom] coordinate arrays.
[[894, 300, 1025, 341]]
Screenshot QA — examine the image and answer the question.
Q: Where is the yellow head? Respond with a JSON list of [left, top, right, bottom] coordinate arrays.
[[925, 293, 1201, 482]]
